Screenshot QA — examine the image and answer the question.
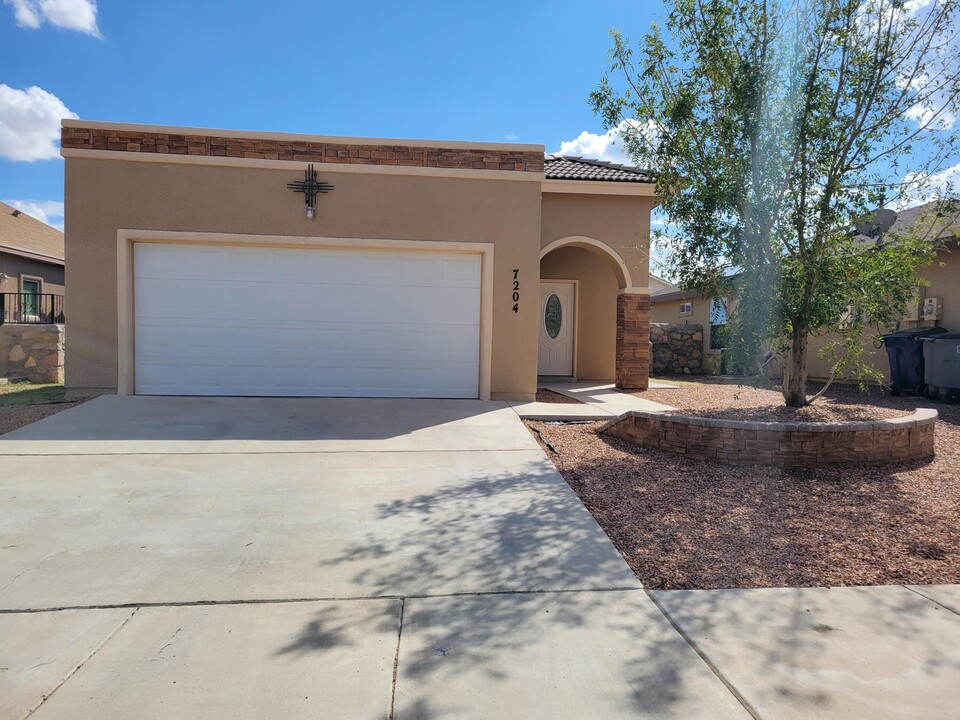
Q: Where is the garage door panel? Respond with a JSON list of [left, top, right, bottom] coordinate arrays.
[[134, 244, 481, 398]]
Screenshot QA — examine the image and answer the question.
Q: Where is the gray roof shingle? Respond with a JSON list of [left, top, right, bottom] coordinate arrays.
[[544, 154, 653, 183], [0, 202, 64, 262]]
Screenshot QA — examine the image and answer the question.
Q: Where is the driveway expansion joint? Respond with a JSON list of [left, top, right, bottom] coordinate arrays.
[[903, 585, 960, 617], [0, 586, 649, 615], [645, 589, 764, 720], [0, 448, 542, 458], [388, 598, 405, 720], [23, 608, 139, 719]]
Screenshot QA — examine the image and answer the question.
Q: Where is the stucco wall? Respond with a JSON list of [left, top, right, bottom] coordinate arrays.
[[539, 246, 618, 380], [0, 252, 65, 296], [64, 155, 543, 399], [798, 244, 957, 382], [915, 241, 960, 330], [540, 193, 654, 288]]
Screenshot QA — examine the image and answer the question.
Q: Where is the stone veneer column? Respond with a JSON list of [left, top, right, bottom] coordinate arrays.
[[616, 293, 651, 390]]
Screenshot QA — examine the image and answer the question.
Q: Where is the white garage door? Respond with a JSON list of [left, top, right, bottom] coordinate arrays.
[[134, 243, 481, 398]]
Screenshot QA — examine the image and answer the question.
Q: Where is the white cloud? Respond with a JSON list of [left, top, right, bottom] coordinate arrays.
[[860, 0, 958, 130], [5, 0, 40, 26], [0, 85, 78, 162], [903, 72, 958, 130], [504, 134, 519, 141], [3, 0, 100, 37], [555, 121, 634, 164], [896, 161, 960, 209], [3, 199, 65, 231], [554, 119, 659, 165]]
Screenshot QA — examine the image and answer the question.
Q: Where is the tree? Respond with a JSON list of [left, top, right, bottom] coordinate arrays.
[[592, 0, 960, 406]]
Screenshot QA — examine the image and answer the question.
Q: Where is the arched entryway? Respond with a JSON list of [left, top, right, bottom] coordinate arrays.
[[539, 236, 649, 389]]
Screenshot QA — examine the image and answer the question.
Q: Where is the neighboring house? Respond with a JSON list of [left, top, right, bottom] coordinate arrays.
[[61, 122, 658, 400], [651, 278, 735, 374], [649, 273, 676, 294], [0, 202, 65, 323], [804, 201, 960, 381], [650, 201, 959, 380]]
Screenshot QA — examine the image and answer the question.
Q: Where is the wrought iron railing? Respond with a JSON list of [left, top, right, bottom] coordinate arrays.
[[0, 293, 65, 325]]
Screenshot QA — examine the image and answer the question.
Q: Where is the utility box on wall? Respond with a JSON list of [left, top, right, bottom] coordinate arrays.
[[922, 297, 943, 322]]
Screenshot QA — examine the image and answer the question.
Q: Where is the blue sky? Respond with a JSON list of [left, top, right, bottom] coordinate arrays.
[[0, 0, 659, 230]]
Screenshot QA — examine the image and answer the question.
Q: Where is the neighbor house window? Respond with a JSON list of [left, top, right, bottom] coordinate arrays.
[[22, 279, 40, 318], [680, 302, 692, 316], [710, 297, 729, 349]]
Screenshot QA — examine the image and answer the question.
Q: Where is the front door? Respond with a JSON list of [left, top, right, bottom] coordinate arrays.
[[538, 281, 575, 376]]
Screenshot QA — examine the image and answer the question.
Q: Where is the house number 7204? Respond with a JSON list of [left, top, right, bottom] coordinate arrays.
[[512, 269, 520, 313]]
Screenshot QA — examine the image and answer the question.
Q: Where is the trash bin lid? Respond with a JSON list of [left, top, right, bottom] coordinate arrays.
[[920, 332, 960, 342], [882, 326, 948, 342]]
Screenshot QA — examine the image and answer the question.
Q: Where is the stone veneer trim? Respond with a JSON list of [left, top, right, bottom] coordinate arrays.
[[61, 127, 545, 173], [600, 408, 938, 468], [616, 293, 651, 390]]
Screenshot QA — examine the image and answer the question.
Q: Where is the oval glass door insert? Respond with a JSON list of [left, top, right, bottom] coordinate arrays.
[[544, 294, 562, 338]]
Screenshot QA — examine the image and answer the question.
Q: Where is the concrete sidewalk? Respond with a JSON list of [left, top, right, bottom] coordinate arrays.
[[653, 585, 960, 720], [1, 397, 957, 719], [509, 380, 675, 420]]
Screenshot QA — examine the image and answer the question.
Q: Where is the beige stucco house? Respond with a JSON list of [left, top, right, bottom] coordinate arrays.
[[804, 203, 960, 381], [651, 280, 734, 374], [649, 202, 959, 381], [61, 121, 657, 401]]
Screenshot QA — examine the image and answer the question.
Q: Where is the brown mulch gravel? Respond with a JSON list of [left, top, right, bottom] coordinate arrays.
[[527, 381, 960, 590], [637, 377, 911, 422], [0, 402, 82, 436], [535, 388, 583, 404]]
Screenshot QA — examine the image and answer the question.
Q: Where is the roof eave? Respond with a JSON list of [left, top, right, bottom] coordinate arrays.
[[542, 178, 657, 198], [0, 244, 66, 265]]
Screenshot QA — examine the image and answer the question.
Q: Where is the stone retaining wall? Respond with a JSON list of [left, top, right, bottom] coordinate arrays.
[[651, 323, 703, 375], [600, 408, 937, 468], [0, 324, 65, 383]]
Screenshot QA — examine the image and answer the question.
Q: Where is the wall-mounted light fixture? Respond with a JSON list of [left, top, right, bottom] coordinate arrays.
[[287, 164, 334, 219]]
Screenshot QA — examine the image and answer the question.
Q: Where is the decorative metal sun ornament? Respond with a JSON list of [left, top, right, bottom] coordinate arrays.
[[287, 164, 334, 219]]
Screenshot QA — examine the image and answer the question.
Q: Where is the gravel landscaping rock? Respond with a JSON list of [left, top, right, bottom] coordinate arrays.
[[535, 389, 583, 404], [0, 401, 81, 436], [527, 380, 960, 590], [636, 377, 913, 422]]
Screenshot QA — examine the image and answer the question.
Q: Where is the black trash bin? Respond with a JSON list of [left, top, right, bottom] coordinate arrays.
[[921, 332, 960, 403], [882, 326, 947, 395]]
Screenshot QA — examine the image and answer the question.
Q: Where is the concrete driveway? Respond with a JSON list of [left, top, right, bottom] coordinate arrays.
[[0, 396, 750, 719]]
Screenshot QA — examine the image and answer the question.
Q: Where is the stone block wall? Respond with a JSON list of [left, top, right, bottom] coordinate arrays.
[[0, 324, 65, 383], [651, 323, 703, 375], [600, 408, 937, 468]]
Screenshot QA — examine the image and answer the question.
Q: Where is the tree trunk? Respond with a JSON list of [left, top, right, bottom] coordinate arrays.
[[783, 325, 809, 407]]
